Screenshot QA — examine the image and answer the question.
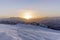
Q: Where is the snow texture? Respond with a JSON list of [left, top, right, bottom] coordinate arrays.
[[0, 24, 60, 40]]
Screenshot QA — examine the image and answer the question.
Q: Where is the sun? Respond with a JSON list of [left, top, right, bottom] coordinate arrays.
[[23, 12, 32, 19], [23, 15, 32, 19], [18, 10, 34, 19]]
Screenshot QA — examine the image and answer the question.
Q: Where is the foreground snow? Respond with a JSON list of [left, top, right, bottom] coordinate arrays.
[[0, 24, 60, 40]]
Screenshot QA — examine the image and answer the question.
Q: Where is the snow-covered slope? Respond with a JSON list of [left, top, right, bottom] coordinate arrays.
[[38, 17, 60, 30], [0, 24, 60, 40]]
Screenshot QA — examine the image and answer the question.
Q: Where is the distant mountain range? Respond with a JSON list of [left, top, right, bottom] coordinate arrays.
[[0, 17, 60, 30]]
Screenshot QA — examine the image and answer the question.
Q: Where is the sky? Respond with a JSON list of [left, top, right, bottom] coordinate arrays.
[[0, 0, 60, 18]]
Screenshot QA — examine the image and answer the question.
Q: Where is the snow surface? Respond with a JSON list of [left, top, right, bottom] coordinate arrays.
[[0, 24, 60, 40]]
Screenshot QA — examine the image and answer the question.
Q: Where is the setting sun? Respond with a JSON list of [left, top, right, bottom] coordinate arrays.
[[23, 12, 32, 19], [23, 15, 32, 19], [18, 10, 34, 19]]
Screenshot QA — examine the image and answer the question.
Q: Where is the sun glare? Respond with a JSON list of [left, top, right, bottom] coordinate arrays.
[[23, 15, 32, 19], [23, 12, 32, 19], [18, 10, 35, 19]]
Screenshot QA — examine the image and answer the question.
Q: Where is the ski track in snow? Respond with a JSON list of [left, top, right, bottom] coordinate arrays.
[[0, 24, 60, 40]]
